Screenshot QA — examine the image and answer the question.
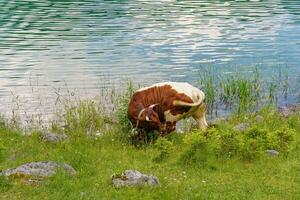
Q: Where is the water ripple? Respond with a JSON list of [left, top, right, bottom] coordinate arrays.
[[0, 0, 300, 115]]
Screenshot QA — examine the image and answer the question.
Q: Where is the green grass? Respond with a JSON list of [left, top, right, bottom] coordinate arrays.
[[0, 105, 299, 199]]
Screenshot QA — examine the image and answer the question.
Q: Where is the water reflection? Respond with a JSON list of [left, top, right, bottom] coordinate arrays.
[[0, 0, 299, 116]]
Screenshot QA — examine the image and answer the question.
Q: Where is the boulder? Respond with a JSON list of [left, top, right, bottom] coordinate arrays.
[[40, 132, 67, 143], [112, 169, 160, 188], [0, 161, 76, 178]]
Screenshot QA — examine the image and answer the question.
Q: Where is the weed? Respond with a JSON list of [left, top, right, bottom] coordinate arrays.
[[115, 81, 135, 133], [55, 99, 107, 136]]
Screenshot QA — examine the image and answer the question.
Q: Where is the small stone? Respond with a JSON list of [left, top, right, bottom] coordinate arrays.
[[209, 117, 228, 126], [177, 128, 184, 134], [40, 132, 67, 143], [1, 161, 76, 179], [234, 123, 250, 132], [266, 150, 279, 156], [112, 169, 160, 188]]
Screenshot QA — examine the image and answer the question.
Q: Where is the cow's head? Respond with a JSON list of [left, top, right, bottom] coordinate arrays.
[[137, 104, 162, 130]]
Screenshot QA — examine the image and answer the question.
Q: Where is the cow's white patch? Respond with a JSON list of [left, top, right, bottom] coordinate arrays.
[[137, 82, 171, 92], [137, 82, 204, 104]]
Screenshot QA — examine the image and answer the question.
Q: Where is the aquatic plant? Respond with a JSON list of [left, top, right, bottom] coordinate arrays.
[[198, 68, 219, 116], [197, 66, 289, 117]]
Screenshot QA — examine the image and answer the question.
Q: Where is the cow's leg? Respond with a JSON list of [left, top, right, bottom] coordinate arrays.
[[192, 103, 208, 130]]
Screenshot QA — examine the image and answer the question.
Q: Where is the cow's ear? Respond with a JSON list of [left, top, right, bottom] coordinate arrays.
[[146, 108, 153, 122]]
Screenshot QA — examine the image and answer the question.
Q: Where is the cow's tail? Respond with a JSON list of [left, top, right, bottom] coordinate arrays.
[[173, 91, 205, 107]]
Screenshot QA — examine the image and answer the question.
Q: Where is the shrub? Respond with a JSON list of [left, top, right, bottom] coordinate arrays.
[[244, 127, 269, 147], [239, 138, 264, 160], [240, 127, 269, 160], [217, 130, 242, 158], [179, 132, 211, 166], [153, 137, 174, 162], [178, 122, 297, 164], [270, 128, 296, 152]]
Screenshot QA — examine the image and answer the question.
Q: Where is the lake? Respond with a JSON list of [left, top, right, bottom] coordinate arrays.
[[0, 0, 300, 119]]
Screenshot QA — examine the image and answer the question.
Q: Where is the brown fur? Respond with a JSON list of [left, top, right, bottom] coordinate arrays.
[[128, 85, 194, 133]]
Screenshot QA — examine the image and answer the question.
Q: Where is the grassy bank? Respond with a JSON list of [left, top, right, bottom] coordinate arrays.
[[0, 103, 300, 199]]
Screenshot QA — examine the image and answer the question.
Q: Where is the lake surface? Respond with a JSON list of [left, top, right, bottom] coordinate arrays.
[[0, 0, 300, 118]]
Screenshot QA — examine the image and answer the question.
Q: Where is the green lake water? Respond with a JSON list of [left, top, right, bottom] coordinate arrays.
[[0, 0, 299, 116]]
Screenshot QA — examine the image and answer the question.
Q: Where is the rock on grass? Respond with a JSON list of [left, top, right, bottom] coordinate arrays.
[[112, 169, 160, 188], [266, 150, 279, 157], [1, 161, 76, 179]]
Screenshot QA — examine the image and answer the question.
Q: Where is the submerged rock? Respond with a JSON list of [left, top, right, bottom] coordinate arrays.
[[40, 132, 67, 143], [1, 161, 76, 178], [266, 150, 279, 157], [112, 169, 160, 188]]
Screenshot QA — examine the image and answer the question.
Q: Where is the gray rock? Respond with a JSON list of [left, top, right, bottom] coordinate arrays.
[[266, 150, 279, 156], [234, 123, 250, 132], [1, 161, 76, 178], [40, 132, 67, 143], [112, 169, 160, 188], [278, 104, 300, 117]]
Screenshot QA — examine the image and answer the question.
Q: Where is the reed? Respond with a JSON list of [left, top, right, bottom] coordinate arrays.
[[198, 66, 287, 117], [198, 68, 219, 116]]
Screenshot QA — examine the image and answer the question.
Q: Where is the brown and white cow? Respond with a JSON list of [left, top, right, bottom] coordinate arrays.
[[127, 82, 208, 134]]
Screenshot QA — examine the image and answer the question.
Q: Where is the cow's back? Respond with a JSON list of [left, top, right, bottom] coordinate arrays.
[[137, 82, 202, 103]]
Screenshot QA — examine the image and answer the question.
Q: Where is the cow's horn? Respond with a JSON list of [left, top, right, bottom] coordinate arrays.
[[149, 104, 158, 108]]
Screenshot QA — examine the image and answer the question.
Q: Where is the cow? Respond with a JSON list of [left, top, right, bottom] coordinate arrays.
[[127, 82, 208, 135]]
